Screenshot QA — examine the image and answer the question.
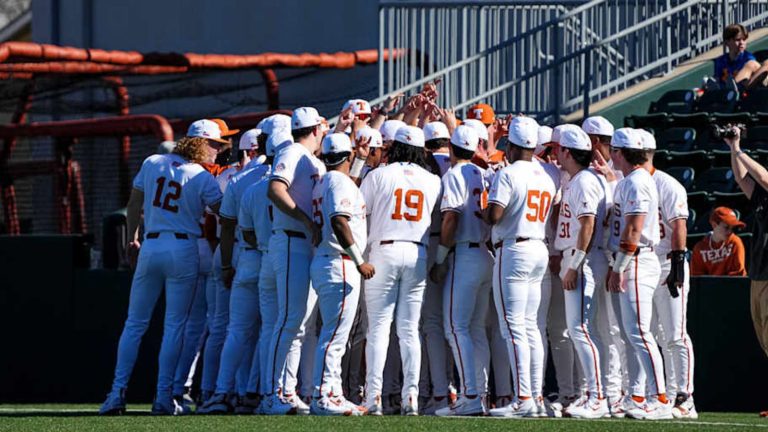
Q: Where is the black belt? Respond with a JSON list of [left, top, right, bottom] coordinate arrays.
[[273, 229, 307, 239], [451, 242, 482, 253], [380, 240, 424, 247], [244, 247, 257, 251], [611, 246, 654, 259], [493, 237, 529, 249], [430, 232, 441, 237], [146, 232, 189, 240]]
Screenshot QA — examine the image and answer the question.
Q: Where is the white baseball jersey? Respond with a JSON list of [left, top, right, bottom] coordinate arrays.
[[488, 159, 558, 244], [312, 171, 367, 256], [360, 162, 441, 245], [220, 160, 269, 220], [216, 164, 240, 192], [554, 168, 608, 251], [239, 174, 274, 252], [608, 167, 660, 251], [132, 153, 222, 237], [440, 161, 490, 244], [270, 143, 326, 236], [652, 169, 689, 256]]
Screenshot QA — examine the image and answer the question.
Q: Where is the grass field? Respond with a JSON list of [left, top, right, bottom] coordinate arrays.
[[0, 405, 766, 432]]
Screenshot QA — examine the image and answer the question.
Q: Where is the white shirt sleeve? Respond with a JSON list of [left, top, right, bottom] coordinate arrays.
[[132, 157, 152, 191], [440, 171, 465, 213], [660, 179, 689, 222], [326, 176, 356, 218], [359, 172, 376, 216], [238, 188, 255, 231], [574, 175, 600, 218], [269, 148, 300, 187], [219, 181, 238, 219], [201, 172, 224, 208], [488, 170, 514, 208], [624, 180, 652, 215]]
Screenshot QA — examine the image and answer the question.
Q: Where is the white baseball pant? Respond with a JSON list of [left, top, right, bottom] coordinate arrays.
[[299, 307, 319, 397], [422, 235, 451, 397], [492, 239, 548, 400], [546, 265, 579, 398], [365, 241, 427, 400], [256, 250, 278, 395], [201, 246, 232, 393], [653, 256, 694, 396], [311, 254, 361, 397], [487, 295, 512, 398], [266, 231, 318, 395], [214, 248, 262, 394], [618, 250, 665, 397], [443, 243, 492, 396], [560, 248, 606, 398], [596, 249, 628, 400], [110, 234, 198, 398]]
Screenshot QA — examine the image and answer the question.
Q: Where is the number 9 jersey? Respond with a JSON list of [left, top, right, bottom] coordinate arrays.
[[360, 162, 442, 246], [488, 159, 558, 244], [133, 153, 223, 237]]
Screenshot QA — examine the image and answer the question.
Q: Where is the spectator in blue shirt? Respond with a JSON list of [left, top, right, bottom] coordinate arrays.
[[714, 24, 761, 86]]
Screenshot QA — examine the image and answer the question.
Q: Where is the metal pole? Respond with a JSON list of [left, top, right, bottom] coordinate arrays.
[[583, 49, 591, 118]]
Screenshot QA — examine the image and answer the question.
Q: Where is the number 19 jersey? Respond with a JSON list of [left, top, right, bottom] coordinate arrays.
[[360, 162, 441, 246], [488, 159, 558, 244], [133, 153, 223, 237]]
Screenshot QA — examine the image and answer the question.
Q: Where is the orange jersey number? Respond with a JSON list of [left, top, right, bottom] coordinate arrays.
[[391, 188, 424, 221], [472, 188, 488, 219], [525, 190, 552, 223]]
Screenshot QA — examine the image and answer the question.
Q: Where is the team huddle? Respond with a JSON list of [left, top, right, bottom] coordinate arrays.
[[98, 92, 696, 420]]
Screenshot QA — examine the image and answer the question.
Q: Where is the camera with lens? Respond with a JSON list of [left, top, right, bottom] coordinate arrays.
[[711, 123, 747, 140]]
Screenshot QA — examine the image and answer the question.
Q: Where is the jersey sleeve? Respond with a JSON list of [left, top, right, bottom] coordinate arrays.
[[269, 148, 300, 187], [359, 172, 376, 216], [660, 178, 689, 223], [573, 175, 601, 218], [488, 170, 514, 208], [326, 176, 356, 218], [623, 179, 652, 215], [200, 171, 224, 208], [219, 181, 238, 219], [132, 156, 153, 191], [440, 171, 465, 213], [238, 187, 255, 231]]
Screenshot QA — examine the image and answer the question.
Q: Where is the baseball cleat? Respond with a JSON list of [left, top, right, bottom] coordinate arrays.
[[563, 395, 588, 418], [626, 397, 673, 420], [234, 394, 260, 415], [197, 393, 232, 415], [422, 396, 449, 415], [151, 396, 176, 416], [607, 395, 626, 418], [287, 393, 311, 415], [566, 397, 609, 419], [435, 395, 485, 417], [489, 397, 536, 418], [99, 389, 126, 416], [672, 394, 698, 419], [364, 394, 383, 416], [401, 393, 419, 416], [533, 396, 548, 418], [494, 395, 513, 410], [311, 394, 367, 416], [261, 393, 297, 415]]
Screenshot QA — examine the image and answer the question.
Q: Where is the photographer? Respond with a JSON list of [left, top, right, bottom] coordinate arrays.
[[725, 126, 768, 416]]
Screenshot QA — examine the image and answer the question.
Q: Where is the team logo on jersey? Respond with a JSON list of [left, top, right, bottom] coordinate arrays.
[[404, 169, 413, 176], [340, 198, 351, 208], [275, 162, 286, 172]]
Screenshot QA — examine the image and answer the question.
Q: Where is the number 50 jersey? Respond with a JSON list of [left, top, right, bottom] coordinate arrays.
[[360, 162, 442, 246], [133, 153, 223, 237]]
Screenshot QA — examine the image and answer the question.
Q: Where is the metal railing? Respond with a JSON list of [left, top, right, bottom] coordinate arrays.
[[376, 0, 768, 123]]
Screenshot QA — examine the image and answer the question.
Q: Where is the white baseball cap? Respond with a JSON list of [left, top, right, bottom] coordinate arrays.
[[611, 128, 643, 150], [535, 125, 554, 154], [423, 122, 450, 141], [394, 125, 425, 148], [239, 128, 261, 150], [558, 126, 592, 151], [581, 116, 614, 137], [380, 120, 406, 142], [266, 131, 293, 157], [342, 99, 372, 115], [157, 140, 176, 154], [261, 114, 291, 136], [551, 124, 568, 143], [636, 129, 657, 150], [462, 119, 489, 141], [291, 107, 322, 130], [507, 117, 540, 149], [450, 125, 479, 152], [322, 133, 353, 155], [187, 119, 230, 144], [356, 126, 383, 148]]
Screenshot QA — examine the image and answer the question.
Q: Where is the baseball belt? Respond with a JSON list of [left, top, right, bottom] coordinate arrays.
[[146, 232, 189, 240], [380, 240, 425, 247], [493, 237, 530, 250]]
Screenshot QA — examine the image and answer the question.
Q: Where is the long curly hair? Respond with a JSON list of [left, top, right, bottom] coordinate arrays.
[[173, 137, 210, 164]]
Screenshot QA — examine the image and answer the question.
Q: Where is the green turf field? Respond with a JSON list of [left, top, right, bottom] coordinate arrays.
[[0, 405, 766, 432]]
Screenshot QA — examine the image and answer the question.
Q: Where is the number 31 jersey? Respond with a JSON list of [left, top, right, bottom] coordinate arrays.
[[360, 162, 441, 246], [133, 153, 223, 237], [488, 159, 558, 244]]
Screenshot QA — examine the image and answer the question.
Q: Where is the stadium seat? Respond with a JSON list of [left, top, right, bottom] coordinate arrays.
[[693, 167, 739, 193], [648, 90, 696, 114], [668, 112, 711, 128], [755, 112, 768, 126], [667, 150, 711, 174], [686, 191, 712, 215], [740, 232, 753, 270], [739, 88, 768, 113], [686, 232, 707, 250], [692, 209, 715, 234], [657, 127, 696, 151], [696, 89, 739, 113], [712, 191, 750, 215], [742, 126, 768, 150], [665, 166, 695, 189], [753, 149, 768, 165], [687, 208, 697, 233], [626, 112, 669, 129], [710, 149, 733, 167], [754, 49, 768, 63]]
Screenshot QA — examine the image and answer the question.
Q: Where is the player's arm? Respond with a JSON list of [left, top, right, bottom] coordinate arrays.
[[608, 213, 645, 293], [664, 218, 687, 297], [268, 179, 320, 246], [562, 214, 595, 291], [430, 211, 459, 283], [242, 229, 257, 248], [331, 215, 375, 279], [484, 203, 504, 225], [220, 216, 237, 288], [126, 187, 144, 270]]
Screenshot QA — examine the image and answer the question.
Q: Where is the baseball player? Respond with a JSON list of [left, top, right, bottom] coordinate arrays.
[[636, 130, 697, 419], [198, 127, 271, 414], [350, 126, 383, 183], [262, 107, 326, 415], [554, 127, 610, 418], [424, 121, 452, 174], [360, 125, 442, 416], [606, 128, 670, 420], [427, 125, 491, 417], [99, 121, 225, 415], [308, 133, 372, 416], [485, 116, 557, 418]]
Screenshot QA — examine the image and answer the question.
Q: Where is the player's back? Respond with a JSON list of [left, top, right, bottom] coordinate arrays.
[[136, 153, 222, 237], [652, 169, 689, 256], [441, 162, 490, 243], [489, 159, 557, 244], [361, 162, 441, 245], [239, 176, 274, 252], [313, 171, 367, 256], [609, 167, 660, 251]]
